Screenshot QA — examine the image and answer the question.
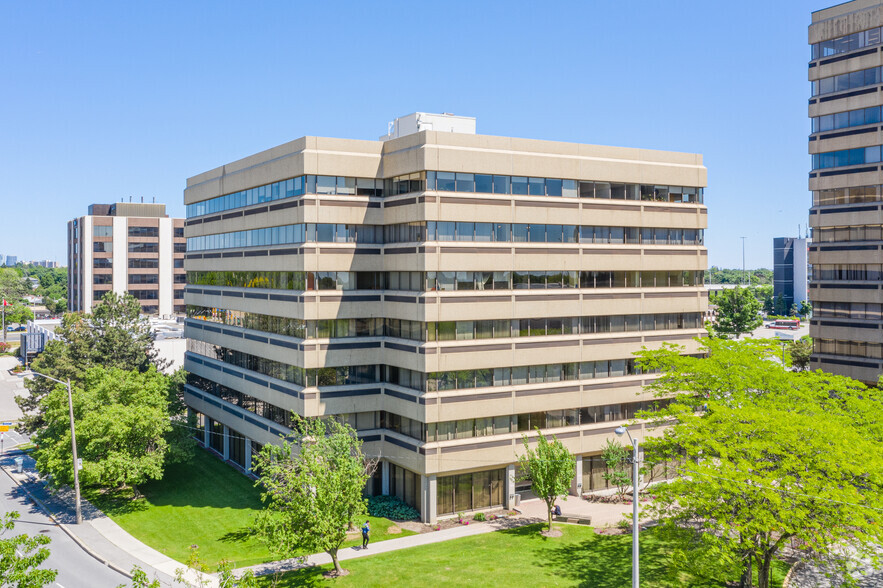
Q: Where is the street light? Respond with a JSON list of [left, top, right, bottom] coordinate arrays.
[[29, 371, 82, 524], [615, 425, 640, 588]]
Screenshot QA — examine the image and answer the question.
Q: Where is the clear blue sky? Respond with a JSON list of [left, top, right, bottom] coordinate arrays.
[[1, 1, 822, 268]]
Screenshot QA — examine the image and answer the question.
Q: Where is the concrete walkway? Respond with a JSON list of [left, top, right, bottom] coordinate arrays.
[[234, 514, 543, 577], [235, 495, 635, 578]]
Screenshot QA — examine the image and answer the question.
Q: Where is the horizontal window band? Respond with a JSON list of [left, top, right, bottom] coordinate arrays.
[[819, 87, 878, 103], [816, 126, 878, 140], [818, 47, 878, 66]]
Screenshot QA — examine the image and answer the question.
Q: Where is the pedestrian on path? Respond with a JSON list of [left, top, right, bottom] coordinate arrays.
[[361, 520, 370, 549]]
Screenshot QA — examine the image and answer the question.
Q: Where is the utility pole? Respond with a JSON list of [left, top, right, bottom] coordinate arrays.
[[2, 299, 6, 344], [740, 237, 747, 286], [30, 371, 82, 524]]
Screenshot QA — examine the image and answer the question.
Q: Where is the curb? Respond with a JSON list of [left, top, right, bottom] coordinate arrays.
[[0, 462, 133, 581]]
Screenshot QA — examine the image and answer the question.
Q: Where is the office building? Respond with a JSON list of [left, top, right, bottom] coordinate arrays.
[[5, 256, 18, 266], [809, 1, 883, 383], [67, 202, 185, 316], [773, 237, 810, 312], [183, 113, 708, 522]]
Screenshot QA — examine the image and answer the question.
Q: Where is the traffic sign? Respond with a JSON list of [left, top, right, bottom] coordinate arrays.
[[0, 425, 9, 432], [77, 458, 83, 471]]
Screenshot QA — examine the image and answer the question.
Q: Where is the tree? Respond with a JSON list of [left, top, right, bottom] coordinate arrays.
[[789, 302, 799, 317], [517, 429, 576, 532], [773, 293, 787, 316], [18, 293, 167, 434], [90, 291, 164, 372], [0, 511, 57, 588], [600, 439, 631, 501], [0, 268, 28, 303], [799, 300, 812, 317], [713, 286, 762, 337], [788, 336, 812, 371], [33, 366, 192, 491], [5, 304, 34, 325], [252, 416, 370, 577], [635, 339, 883, 588]]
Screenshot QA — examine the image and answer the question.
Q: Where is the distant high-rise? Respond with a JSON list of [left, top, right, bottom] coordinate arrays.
[[5, 256, 18, 266], [809, 1, 883, 383], [67, 202, 185, 316], [773, 237, 809, 312]]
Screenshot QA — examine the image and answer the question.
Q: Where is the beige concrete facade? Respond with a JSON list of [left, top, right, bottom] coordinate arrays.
[[67, 203, 185, 316], [183, 127, 707, 522], [808, 1, 883, 383]]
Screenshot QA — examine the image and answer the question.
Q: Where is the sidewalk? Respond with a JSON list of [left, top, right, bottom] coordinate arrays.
[[234, 513, 544, 578], [235, 495, 635, 578], [0, 449, 208, 588]]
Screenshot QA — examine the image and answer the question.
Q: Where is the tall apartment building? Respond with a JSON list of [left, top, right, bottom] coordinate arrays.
[[809, 1, 883, 383], [773, 237, 810, 311], [183, 113, 707, 522], [67, 202, 186, 316]]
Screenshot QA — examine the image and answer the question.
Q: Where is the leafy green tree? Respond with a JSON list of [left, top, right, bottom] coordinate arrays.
[[799, 300, 812, 317], [5, 304, 34, 325], [0, 268, 28, 303], [517, 429, 576, 532], [789, 302, 799, 317], [252, 416, 370, 576], [773, 293, 787, 316], [635, 339, 883, 588], [600, 439, 631, 501], [90, 291, 164, 372], [713, 286, 762, 337], [788, 336, 812, 371], [34, 366, 192, 491], [19, 294, 168, 434], [0, 511, 57, 588]]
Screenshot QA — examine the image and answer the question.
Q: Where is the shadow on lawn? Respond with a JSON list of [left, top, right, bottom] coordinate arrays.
[[506, 525, 687, 588], [219, 527, 259, 544]]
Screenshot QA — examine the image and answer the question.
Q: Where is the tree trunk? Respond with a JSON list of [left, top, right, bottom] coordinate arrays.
[[757, 553, 773, 588], [547, 501, 553, 531], [740, 555, 753, 588], [329, 548, 344, 576]]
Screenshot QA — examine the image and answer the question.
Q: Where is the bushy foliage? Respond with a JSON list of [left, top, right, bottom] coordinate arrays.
[[635, 339, 883, 588], [367, 495, 420, 521]]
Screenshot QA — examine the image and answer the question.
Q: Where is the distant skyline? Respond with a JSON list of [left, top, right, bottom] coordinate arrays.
[[1, 1, 821, 268]]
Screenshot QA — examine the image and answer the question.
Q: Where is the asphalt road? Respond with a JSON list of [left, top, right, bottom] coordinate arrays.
[[0, 459, 129, 588]]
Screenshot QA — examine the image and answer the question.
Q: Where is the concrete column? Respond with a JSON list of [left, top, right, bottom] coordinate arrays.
[[504, 464, 516, 509], [421, 475, 437, 524], [570, 456, 583, 497], [244, 438, 252, 474], [203, 417, 210, 448], [381, 461, 390, 495], [222, 425, 230, 461]]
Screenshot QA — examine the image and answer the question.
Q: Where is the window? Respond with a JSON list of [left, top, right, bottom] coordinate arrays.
[[129, 258, 159, 269], [128, 243, 158, 253], [93, 225, 112, 237], [94, 242, 112, 253], [128, 226, 158, 237], [93, 258, 112, 268]]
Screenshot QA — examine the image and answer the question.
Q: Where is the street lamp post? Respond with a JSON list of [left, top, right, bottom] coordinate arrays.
[[615, 425, 640, 588], [29, 371, 82, 524]]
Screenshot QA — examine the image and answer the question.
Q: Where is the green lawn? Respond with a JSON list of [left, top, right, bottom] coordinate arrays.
[[257, 524, 789, 588], [87, 449, 414, 568]]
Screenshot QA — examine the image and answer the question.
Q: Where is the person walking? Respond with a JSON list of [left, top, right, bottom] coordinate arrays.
[[361, 520, 370, 549]]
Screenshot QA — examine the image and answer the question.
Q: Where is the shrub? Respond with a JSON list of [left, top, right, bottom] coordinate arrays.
[[472, 512, 486, 521], [366, 495, 420, 521], [0, 342, 9, 353]]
